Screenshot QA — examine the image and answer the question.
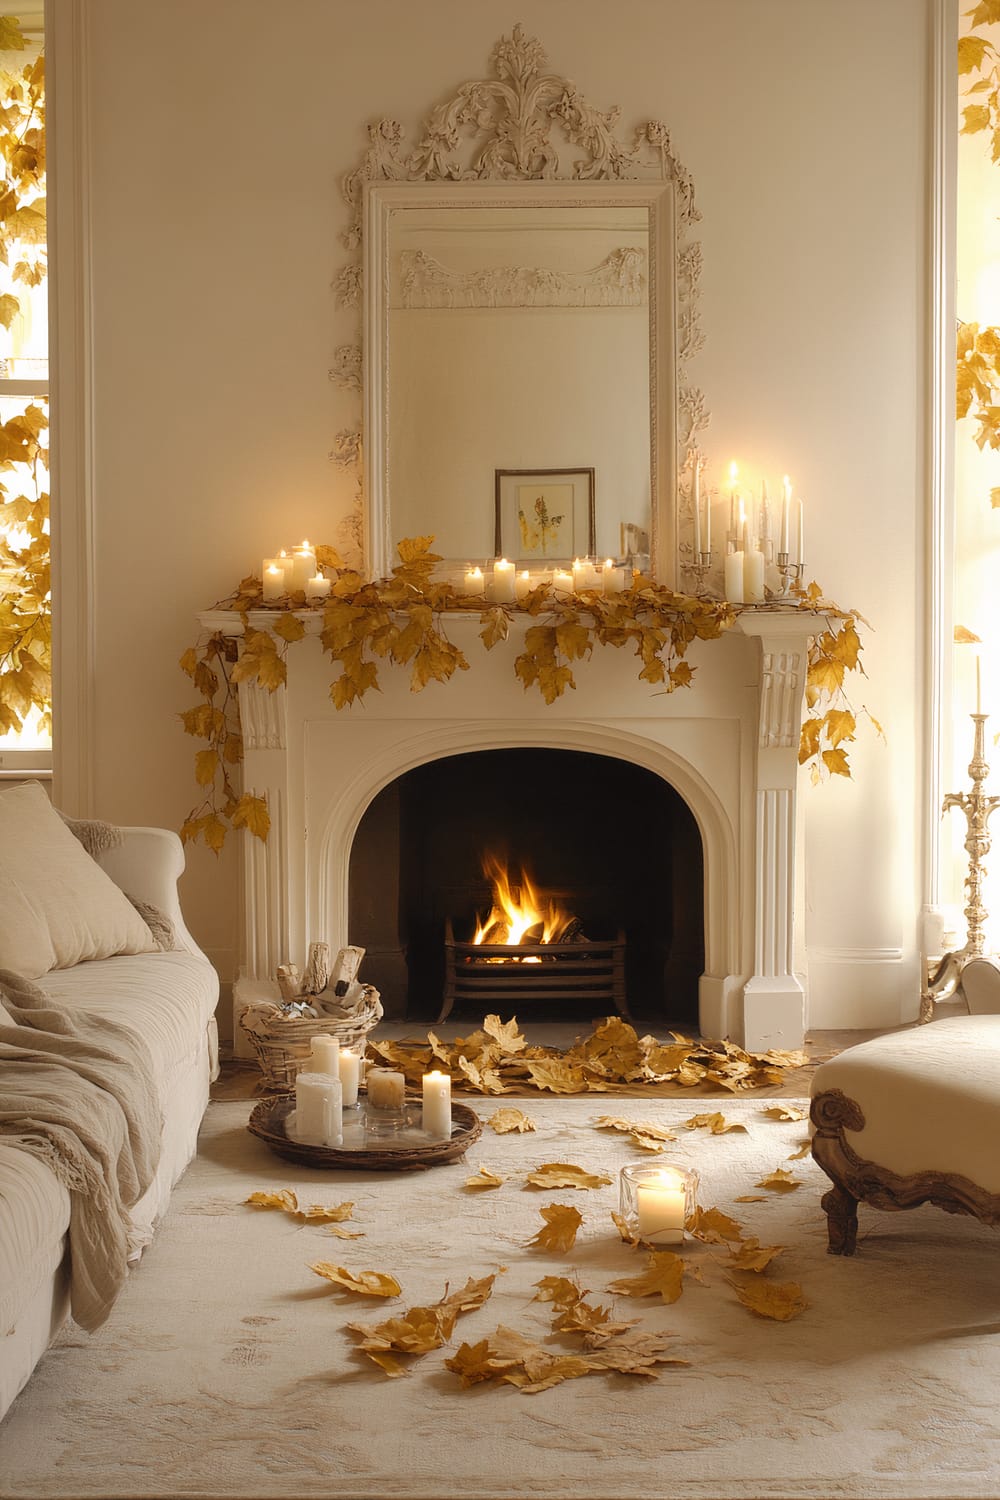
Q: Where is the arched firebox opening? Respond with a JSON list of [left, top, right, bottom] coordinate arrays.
[[349, 747, 704, 1026]]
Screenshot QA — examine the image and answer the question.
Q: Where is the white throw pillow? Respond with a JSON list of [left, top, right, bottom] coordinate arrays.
[[0, 781, 158, 979]]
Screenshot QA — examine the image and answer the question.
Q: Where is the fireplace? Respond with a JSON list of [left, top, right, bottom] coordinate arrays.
[[348, 748, 703, 1023], [214, 607, 818, 1053]]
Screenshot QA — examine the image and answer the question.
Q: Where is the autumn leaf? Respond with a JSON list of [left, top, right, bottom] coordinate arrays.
[[527, 1203, 583, 1252], [760, 1104, 806, 1122], [482, 1013, 527, 1053], [606, 1250, 685, 1304], [552, 1297, 639, 1344], [348, 1275, 497, 1373], [728, 1276, 808, 1321], [611, 1210, 641, 1245], [480, 606, 510, 650], [716, 1236, 785, 1273], [311, 1263, 401, 1298], [532, 1276, 585, 1307], [683, 1111, 748, 1135], [821, 747, 851, 778], [230, 792, 270, 842], [272, 612, 307, 642], [487, 1106, 536, 1133], [687, 1206, 744, 1244], [463, 1166, 505, 1191], [525, 1162, 613, 1190], [756, 1168, 802, 1193]]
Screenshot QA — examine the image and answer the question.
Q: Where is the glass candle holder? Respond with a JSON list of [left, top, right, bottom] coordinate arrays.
[[619, 1162, 699, 1245]]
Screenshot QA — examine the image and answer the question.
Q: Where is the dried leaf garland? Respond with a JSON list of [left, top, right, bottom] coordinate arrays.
[[182, 535, 870, 848], [527, 1203, 584, 1252]]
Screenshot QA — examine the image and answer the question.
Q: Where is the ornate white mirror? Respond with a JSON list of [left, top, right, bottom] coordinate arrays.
[[337, 25, 705, 587]]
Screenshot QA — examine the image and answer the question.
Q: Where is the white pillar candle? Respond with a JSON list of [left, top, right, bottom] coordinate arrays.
[[780, 476, 792, 553], [338, 1048, 361, 1107], [421, 1070, 452, 1138], [262, 563, 285, 601], [305, 572, 331, 601], [367, 1068, 406, 1111], [572, 557, 600, 590], [492, 557, 516, 603], [743, 546, 765, 603], [552, 567, 574, 592], [288, 541, 317, 592], [691, 452, 701, 555], [636, 1168, 686, 1244], [309, 1033, 340, 1074], [515, 569, 532, 603], [728, 461, 739, 540], [293, 1070, 343, 1147], [724, 548, 745, 604], [602, 559, 626, 595], [463, 565, 484, 595], [796, 498, 805, 566]]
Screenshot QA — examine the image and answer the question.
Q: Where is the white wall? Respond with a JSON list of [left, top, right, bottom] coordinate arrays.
[[54, 0, 934, 1035]]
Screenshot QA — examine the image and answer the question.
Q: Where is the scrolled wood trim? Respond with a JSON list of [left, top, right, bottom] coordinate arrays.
[[810, 1087, 1000, 1255]]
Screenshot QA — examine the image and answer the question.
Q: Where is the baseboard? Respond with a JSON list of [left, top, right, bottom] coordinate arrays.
[[806, 948, 920, 1029]]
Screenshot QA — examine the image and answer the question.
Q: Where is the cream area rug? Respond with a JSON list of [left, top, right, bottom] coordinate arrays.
[[3, 1096, 1000, 1500]]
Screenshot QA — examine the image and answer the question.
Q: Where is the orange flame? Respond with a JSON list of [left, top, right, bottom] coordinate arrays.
[[472, 852, 575, 946]]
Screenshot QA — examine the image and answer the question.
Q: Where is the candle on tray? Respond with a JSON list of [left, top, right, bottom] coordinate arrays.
[[306, 572, 331, 601], [636, 1167, 686, 1244], [367, 1068, 406, 1111], [290, 540, 317, 592], [293, 1070, 343, 1147], [515, 569, 532, 603], [338, 1048, 361, 1107], [309, 1033, 340, 1074], [262, 563, 285, 602], [463, 565, 484, 596], [421, 1070, 452, 1138], [492, 557, 516, 603]]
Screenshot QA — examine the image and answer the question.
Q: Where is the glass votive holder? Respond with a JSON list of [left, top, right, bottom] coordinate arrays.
[[619, 1162, 699, 1246]]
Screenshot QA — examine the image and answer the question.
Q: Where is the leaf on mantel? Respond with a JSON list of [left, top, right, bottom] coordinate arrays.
[[463, 1166, 505, 1191], [727, 1275, 808, 1322], [272, 612, 306, 643], [479, 606, 510, 650], [310, 1262, 401, 1298], [683, 1111, 748, 1135], [606, 1250, 686, 1305], [525, 1162, 613, 1191], [756, 1168, 802, 1192], [760, 1104, 807, 1122], [487, 1106, 535, 1134], [527, 1203, 583, 1253]]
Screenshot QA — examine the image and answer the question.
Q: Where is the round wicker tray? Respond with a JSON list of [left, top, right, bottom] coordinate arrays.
[[247, 1092, 483, 1171]]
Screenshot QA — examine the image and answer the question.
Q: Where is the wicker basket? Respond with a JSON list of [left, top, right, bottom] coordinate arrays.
[[239, 986, 383, 1093]]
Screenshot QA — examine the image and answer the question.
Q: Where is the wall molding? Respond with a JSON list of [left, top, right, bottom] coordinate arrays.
[[47, 0, 95, 814]]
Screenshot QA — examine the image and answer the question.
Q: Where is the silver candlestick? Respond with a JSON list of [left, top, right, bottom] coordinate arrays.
[[775, 550, 805, 598], [684, 549, 714, 595]]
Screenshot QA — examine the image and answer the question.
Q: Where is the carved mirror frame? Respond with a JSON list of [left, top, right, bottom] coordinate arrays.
[[331, 23, 707, 587]]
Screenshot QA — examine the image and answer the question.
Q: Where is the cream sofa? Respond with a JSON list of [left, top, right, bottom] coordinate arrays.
[[0, 784, 220, 1421]]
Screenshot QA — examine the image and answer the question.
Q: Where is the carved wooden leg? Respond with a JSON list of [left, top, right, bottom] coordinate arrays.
[[822, 1184, 858, 1256]]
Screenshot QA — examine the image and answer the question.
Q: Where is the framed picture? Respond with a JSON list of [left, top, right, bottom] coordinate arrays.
[[494, 468, 596, 562]]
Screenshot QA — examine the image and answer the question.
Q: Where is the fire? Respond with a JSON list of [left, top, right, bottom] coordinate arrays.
[[472, 852, 575, 947]]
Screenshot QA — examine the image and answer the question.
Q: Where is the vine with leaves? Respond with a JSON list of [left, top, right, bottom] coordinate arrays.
[[0, 21, 48, 741], [180, 538, 875, 852], [958, 2, 1000, 500]]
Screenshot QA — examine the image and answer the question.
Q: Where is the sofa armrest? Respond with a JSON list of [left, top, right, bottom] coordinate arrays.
[[95, 827, 206, 961]]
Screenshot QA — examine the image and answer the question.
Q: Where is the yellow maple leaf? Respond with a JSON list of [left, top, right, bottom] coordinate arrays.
[[194, 747, 218, 786], [822, 746, 851, 778], [480, 606, 510, 650], [487, 1106, 535, 1133], [532, 1276, 584, 1307], [728, 1275, 808, 1321], [482, 1013, 527, 1053], [606, 1250, 685, 1304], [523, 1058, 589, 1094], [687, 1205, 744, 1244], [527, 1203, 583, 1252], [230, 792, 270, 842], [525, 1162, 613, 1190], [756, 1167, 802, 1192], [310, 1262, 401, 1297], [760, 1104, 806, 1122], [463, 1167, 505, 1191], [717, 1236, 785, 1272], [611, 1210, 641, 1246], [553, 1297, 639, 1343], [683, 1111, 747, 1134], [272, 612, 306, 642]]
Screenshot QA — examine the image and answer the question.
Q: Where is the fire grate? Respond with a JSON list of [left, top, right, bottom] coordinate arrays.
[[441, 916, 627, 1023]]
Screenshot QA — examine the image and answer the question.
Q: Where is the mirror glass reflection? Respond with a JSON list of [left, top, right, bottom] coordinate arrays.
[[380, 199, 653, 571]]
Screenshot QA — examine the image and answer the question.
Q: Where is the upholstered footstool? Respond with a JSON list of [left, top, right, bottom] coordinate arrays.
[[809, 1015, 1000, 1254]]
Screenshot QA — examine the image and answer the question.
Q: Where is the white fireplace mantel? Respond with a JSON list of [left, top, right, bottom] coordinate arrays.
[[203, 606, 825, 1053]]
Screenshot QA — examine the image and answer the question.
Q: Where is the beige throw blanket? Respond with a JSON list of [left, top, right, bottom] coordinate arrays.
[[0, 970, 162, 1331]]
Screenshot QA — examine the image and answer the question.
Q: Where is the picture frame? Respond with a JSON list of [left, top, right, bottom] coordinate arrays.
[[494, 468, 596, 562]]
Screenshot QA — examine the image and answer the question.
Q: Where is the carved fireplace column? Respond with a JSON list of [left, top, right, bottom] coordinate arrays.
[[735, 612, 818, 1052]]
